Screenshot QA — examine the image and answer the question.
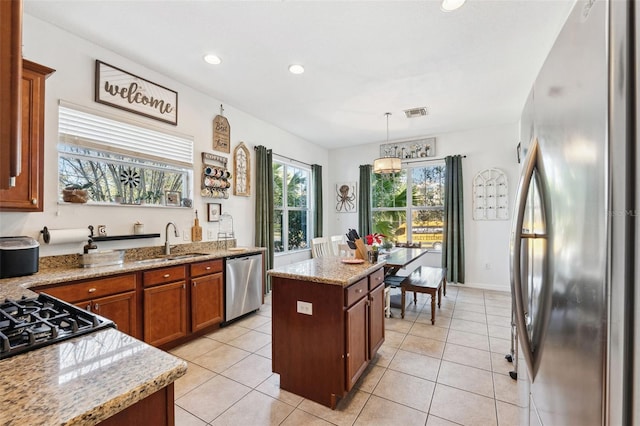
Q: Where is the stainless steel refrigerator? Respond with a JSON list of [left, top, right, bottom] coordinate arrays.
[[510, 0, 637, 424]]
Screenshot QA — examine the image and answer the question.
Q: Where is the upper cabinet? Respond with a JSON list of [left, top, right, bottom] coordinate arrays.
[[0, 0, 23, 190], [0, 60, 55, 211]]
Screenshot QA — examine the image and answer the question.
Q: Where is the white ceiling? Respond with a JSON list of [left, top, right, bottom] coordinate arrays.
[[24, 0, 574, 150]]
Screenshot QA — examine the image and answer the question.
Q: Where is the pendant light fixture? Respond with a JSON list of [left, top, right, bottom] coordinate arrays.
[[373, 112, 401, 174]]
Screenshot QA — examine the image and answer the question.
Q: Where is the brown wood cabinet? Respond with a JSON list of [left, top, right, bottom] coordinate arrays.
[[272, 265, 386, 409], [368, 268, 385, 358], [143, 265, 188, 347], [0, 60, 55, 210], [0, 0, 22, 190], [99, 383, 175, 426], [35, 274, 138, 338], [190, 259, 224, 332]]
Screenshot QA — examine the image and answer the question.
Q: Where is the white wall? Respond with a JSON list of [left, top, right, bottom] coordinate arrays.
[[327, 123, 520, 291], [0, 15, 328, 257], [4, 15, 520, 291]]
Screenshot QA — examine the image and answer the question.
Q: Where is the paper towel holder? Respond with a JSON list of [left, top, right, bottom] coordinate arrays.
[[40, 227, 51, 244], [40, 226, 92, 244]]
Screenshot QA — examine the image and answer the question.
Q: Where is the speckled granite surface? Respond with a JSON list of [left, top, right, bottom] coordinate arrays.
[[0, 243, 263, 426], [267, 257, 385, 286], [0, 245, 265, 299], [0, 328, 187, 426]]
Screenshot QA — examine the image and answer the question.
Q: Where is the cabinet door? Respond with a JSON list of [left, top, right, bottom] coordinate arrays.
[[94, 291, 137, 338], [368, 284, 385, 358], [0, 0, 22, 190], [0, 60, 54, 210], [144, 281, 188, 347], [345, 296, 368, 391], [191, 272, 223, 332]]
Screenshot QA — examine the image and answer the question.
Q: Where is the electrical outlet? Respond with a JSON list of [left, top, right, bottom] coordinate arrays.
[[296, 301, 313, 316], [183, 230, 190, 241], [485, 263, 491, 270], [207, 229, 215, 240]]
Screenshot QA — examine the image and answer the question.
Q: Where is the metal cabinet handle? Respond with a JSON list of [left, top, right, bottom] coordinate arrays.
[[356, 289, 363, 293], [163, 274, 170, 278], [86, 304, 91, 312], [88, 288, 96, 293], [31, 198, 37, 205], [193, 281, 197, 287], [205, 266, 211, 270], [94, 303, 99, 311]]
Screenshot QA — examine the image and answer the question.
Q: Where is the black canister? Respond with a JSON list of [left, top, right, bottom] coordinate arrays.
[[0, 236, 39, 278]]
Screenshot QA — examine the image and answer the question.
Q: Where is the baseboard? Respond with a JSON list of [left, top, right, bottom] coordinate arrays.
[[448, 282, 511, 293]]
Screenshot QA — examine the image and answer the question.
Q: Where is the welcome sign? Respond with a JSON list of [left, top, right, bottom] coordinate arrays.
[[95, 60, 178, 125]]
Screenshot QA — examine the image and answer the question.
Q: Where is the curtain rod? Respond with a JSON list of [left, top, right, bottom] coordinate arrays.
[[254, 146, 313, 167]]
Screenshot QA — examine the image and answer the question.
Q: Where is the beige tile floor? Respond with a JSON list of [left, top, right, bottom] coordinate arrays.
[[170, 285, 527, 425]]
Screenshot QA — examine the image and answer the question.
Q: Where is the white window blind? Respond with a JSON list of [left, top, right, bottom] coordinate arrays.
[[58, 104, 193, 167]]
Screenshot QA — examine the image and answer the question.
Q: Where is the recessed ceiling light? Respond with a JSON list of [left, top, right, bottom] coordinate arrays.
[[203, 54, 222, 65], [441, 0, 466, 12], [288, 64, 305, 75]]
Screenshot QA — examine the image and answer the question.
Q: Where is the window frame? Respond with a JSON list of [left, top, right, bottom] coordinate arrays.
[[57, 103, 193, 207], [273, 157, 313, 254], [372, 160, 445, 250]]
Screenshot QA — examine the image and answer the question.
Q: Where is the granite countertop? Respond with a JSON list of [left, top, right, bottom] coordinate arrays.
[[0, 245, 263, 425], [0, 246, 265, 300], [267, 256, 385, 287], [0, 328, 187, 426]]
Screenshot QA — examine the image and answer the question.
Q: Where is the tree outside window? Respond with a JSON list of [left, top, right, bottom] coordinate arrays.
[[273, 161, 311, 253], [372, 162, 445, 250]]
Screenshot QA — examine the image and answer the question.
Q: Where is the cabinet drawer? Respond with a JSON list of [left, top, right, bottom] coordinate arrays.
[[345, 278, 368, 307], [190, 259, 223, 277], [42, 274, 136, 303], [369, 268, 384, 291], [143, 265, 186, 287]]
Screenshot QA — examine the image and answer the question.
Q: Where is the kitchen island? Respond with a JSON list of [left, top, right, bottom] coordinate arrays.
[[268, 257, 385, 409]]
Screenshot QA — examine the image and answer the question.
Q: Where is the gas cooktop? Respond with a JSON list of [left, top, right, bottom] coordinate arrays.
[[0, 293, 115, 360]]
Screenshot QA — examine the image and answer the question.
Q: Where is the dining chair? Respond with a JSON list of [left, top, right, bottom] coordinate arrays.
[[311, 237, 331, 258], [329, 235, 344, 256]]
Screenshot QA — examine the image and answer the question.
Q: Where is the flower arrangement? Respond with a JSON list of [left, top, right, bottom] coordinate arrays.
[[365, 233, 386, 246]]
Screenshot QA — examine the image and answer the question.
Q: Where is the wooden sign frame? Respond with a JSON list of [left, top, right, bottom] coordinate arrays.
[[233, 142, 250, 197], [213, 115, 230, 153], [94, 60, 178, 125]]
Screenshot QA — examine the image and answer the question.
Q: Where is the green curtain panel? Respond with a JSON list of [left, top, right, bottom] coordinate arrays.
[[358, 164, 372, 237], [442, 155, 465, 283], [254, 145, 274, 293], [312, 164, 323, 237]]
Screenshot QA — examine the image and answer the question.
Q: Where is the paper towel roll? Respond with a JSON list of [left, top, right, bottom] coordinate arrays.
[[41, 227, 89, 245]]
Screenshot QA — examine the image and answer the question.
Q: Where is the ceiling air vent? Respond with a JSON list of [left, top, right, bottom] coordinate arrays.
[[404, 107, 428, 118]]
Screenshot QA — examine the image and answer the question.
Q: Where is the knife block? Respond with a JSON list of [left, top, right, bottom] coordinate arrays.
[[354, 239, 368, 260]]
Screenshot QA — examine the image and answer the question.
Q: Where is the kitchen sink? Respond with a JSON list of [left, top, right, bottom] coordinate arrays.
[[133, 252, 209, 265]]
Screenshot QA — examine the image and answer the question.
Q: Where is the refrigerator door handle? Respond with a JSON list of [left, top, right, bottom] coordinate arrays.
[[510, 138, 549, 381]]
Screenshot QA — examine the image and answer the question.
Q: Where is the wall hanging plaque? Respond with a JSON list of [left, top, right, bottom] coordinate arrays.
[[233, 142, 250, 197], [213, 104, 230, 153], [473, 168, 509, 220], [379, 137, 436, 159], [335, 182, 357, 213], [94, 60, 178, 125]]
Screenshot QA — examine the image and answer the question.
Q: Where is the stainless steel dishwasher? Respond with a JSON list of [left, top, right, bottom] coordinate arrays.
[[225, 253, 263, 323]]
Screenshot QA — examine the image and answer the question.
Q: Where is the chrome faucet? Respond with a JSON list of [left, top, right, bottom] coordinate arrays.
[[165, 222, 178, 255]]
